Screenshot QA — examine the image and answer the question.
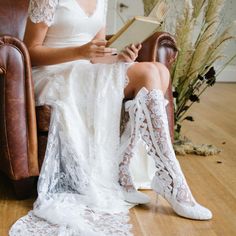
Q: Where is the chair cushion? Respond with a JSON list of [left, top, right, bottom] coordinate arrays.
[[36, 105, 51, 132]]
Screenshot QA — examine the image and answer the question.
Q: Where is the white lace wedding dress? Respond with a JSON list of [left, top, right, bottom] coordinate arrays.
[[8, 0, 213, 234], [9, 0, 141, 235]]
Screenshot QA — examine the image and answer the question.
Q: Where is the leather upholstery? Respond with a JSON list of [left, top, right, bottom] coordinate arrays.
[[0, 0, 178, 198], [0, 36, 38, 180], [0, 0, 29, 40]]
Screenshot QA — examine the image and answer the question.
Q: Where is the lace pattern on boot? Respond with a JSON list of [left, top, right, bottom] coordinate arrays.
[[131, 88, 195, 206], [118, 107, 138, 192]]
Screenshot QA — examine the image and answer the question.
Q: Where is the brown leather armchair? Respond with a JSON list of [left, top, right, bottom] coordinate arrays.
[[0, 0, 178, 199]]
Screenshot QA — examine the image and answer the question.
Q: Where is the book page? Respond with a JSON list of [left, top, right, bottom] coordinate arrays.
[[108, 18, 161, 51]]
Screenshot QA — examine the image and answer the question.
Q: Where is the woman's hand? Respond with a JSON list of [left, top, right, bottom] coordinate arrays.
[[117, 43, 142, 63], [77, 39, 117, 60]]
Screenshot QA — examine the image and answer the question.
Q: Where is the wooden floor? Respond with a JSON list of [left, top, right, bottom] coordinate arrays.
[[1, 83, 236, 236]]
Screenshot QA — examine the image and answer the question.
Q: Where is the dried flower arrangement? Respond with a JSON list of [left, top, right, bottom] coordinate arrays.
[[143, 0, 236, 155], [142, 0, 161, 16], [170, 0, 236, 141]]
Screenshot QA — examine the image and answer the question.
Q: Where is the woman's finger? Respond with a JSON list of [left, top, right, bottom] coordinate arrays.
[[96, 47, 117, 54], [128, 44, 140, 56], [134, 43, 142, 51], [131, 44, 138, 53], [125, 47, 137, 60], [119, 51, 130, 61], [127, 48, 138, 61], [95, 51, 114, 57], [91, 39, 107, 47], [137, 43, 142, 50], [123, 51, 135, 61], [132, 43, 142, 54]]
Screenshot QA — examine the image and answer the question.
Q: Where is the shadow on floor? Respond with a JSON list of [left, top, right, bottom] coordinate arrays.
[[0, 172, 37, 200]]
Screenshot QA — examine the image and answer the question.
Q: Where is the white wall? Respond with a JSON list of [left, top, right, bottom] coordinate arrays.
[[216, 65, 236, 82], [221, 0, 236, 66], [106, 0, 144, 34], [209, 0, 236, 82]]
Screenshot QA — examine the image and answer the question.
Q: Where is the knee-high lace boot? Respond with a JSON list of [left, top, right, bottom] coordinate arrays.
[[125, 87, 212, 220], [118, 105, 150, 204]]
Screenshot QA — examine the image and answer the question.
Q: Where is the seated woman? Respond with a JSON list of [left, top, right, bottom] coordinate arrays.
[[9, 0, 212, 235]]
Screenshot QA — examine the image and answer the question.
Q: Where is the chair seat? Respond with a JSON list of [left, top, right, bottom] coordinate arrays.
[[36, 105, 51, 132]]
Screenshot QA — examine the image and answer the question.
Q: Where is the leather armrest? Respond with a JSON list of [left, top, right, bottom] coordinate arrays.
[[137, 31, 178, 68], [0, 35, 38, 180]]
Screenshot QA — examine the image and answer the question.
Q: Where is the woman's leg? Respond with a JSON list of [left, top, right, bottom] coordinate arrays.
[[124, 62, 170, 99], [119, 62, 212, 220], [118, 62, 169, 204]]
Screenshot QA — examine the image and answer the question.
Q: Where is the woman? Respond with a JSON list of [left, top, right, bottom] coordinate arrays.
[[9, 0, 212, 235]]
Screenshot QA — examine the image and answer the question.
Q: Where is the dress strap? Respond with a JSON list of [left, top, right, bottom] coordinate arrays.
[[28, 0, 59, 26]]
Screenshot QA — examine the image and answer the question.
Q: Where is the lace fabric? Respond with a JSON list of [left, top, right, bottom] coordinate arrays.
[[28, 0, 59, 26], [118, 62, 140, 192], [118, 115, 137, 192], [28, 0, 108, 27], [124, 88, 196, 206], [9, 59, 134, 235], [10, 101, 133, 236], [9, 210, 132, 236], [118, 87, 169, 193]]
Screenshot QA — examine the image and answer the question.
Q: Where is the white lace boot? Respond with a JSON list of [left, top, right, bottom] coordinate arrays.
[[118, 103, 150, 205], [126, 87, 212, 220]]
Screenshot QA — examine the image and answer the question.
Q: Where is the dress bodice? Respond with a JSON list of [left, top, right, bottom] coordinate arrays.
[[28, 0, 107, 47]]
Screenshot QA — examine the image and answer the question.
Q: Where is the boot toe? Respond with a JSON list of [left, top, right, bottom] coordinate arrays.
[[196, 205, 213, 220], [173, 202, 213, 220]]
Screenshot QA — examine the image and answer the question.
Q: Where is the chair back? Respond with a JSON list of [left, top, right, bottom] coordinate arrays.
[[0, 0, 29, 40]]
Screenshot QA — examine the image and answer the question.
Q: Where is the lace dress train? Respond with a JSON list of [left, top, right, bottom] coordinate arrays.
[[9, 59, 135, 236]]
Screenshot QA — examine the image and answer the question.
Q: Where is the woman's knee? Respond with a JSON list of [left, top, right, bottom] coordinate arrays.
[[127, 62, 162, 89], [125, 62, 170, 98]]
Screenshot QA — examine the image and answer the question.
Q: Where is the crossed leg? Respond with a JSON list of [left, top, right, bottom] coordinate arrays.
[[124, 62, 170, 99], [118, 61, 170, 202], [119, 61, 212, 221]]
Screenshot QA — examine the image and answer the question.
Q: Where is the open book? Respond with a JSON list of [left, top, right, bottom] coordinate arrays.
[[107, 1, 168, 52], [107, 16, 162, 52]]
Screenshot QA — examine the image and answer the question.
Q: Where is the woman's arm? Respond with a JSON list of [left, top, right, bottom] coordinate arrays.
[[24, 20, 115, 66]]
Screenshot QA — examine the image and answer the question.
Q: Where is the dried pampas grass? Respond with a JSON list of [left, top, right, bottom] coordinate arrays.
[[157, 0, 236, 154], [148, 1, 168, 20], [143, 0, 236, 155], [172, 0, 195, 88], [174, 136, 222, 156], [143, 0, 161, 16]]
